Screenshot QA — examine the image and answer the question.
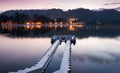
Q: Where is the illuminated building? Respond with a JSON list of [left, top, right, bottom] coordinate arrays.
[[68, 18, 77, 25], [35, 22, 42, 25], [25, 21, 42, 25]]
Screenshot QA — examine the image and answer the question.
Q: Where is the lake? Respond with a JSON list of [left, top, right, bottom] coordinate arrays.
[[0, 24, 120, 73]]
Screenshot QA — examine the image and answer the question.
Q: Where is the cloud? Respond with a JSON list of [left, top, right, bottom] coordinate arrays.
[[103, 2, 120, 6]]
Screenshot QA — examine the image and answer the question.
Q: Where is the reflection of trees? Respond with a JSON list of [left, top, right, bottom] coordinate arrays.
[[0, 25, 120, 38]]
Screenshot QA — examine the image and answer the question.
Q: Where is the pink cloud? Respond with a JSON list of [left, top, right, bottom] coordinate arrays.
[[103, 2, 120, 6]]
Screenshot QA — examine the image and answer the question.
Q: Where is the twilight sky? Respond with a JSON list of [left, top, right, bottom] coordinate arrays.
[[0, 0, 120, 11]]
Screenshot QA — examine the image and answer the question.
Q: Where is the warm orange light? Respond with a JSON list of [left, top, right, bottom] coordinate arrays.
[[36, 22, 42, 25], [68, 18, 77, 25], [31, 22, 34, 24], [69, 25, 75, 31], [60, 22, 63, 25], [26, 25, 34, 29], [36, 25, 41, 28], [26, 25, 30, 29], [49, 25, 52, 28], [26, 22, 29, 24], [60, 25, 63, 28], [31, 25, 34, 29], [69, 18, 76, 21], [50, 22, 53, 25], [25, 21, 33, 24]]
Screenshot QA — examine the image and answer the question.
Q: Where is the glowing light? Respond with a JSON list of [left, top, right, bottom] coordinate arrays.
[[77, 25, 84, 28], [49, 25, 52, 28], [26, 25, 30, 29], [35, 22, 42, 25], [68, 18, 77, 25], [60, 22, 63, 25], [36, 25, 41, 28], [49, 22, 53, 25], [69, 25, 75, 31], [60, 25, 63, 28], [26, 22, 30, 25]]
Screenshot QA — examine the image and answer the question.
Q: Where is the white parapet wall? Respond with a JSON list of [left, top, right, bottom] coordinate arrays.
[[9, 40, 60, 73], [53, 40, 71, 73]]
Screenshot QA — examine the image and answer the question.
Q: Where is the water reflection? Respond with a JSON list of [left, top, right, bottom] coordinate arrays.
[[0, 24, 120, 38], [72, 37, 120, 73], [45, 43, 65, 73], [1, 25, 17, 31], [1, 24, 84, 31], [0, 24, 120, 73], [0, 35, 50, 73]]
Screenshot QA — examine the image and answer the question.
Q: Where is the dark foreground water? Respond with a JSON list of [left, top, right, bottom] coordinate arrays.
[[0, 24, 120, 73]]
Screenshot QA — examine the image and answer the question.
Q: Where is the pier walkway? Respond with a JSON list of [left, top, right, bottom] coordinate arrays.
[[53, 40, 71, 73], [9, 40, 60, 73], [9, 35, 76, 73]]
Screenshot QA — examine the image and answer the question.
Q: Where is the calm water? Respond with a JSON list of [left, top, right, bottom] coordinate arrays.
[[0, 24, 120, 73]]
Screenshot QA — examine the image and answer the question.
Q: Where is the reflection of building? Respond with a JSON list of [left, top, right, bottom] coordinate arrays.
[[1, 25, 17, 31], [69, 25, 75, 31]]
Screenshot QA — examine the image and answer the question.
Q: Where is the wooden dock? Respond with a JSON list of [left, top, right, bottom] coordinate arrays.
[[9, 35, 76, 73]]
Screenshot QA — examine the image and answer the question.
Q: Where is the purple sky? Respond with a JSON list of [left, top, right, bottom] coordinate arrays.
[[0, 0, 120, 11]]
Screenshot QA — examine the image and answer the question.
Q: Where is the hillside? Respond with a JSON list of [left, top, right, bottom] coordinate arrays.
[[0, 8, 120, 25]]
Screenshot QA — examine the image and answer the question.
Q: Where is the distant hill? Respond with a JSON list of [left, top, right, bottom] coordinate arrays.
[[114, 7, 120, 11], [1, 9, 64, 18], [93, 7, 120, 12], [1, 8, 120, 25]]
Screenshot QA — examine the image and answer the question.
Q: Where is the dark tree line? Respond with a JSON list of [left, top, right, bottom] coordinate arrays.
[[32, 14, 55, 24], [0, 12, 29, 24], [0, 14, 9, 23], [0, 8, 120, 25], [0, 12, 65, 24]]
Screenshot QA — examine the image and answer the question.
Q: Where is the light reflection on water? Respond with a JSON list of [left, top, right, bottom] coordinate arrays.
[[0, 35, 120, 73], [0, 35, 51, 73], [0, 25, 120, 73], [72, 37, 120, 73]]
